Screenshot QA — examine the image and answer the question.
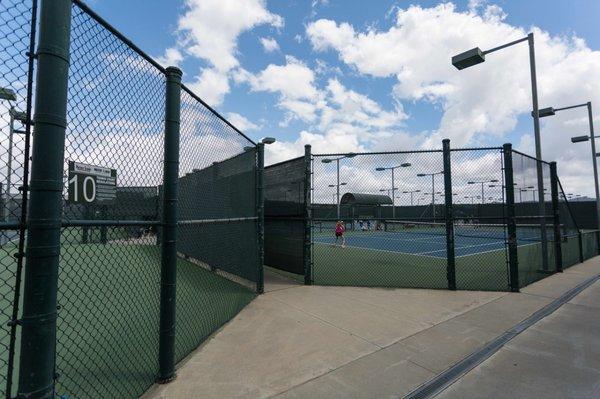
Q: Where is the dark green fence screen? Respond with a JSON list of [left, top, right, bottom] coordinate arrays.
[[264, 157, 306, 275]]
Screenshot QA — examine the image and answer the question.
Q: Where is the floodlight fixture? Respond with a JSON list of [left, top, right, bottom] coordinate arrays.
[[571, 135, 589, 143], [261, 137, 276, 145], [0, 87, 16, 101], [451, 47, 485, 70]]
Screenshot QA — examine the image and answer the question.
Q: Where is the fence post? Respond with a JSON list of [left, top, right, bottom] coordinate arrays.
[[578, 231, 584, 263], [303, 144, 312, 285], [442, 139, 456, 290], [549, 162, 563, 272], [503, 144, 520, 292], [16, 0, 72, 397], [157, 66, 182, 384], [256, 143, 265, 294]]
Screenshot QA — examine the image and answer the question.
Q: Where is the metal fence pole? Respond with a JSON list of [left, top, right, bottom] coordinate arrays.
[[549, 162, 563, 272], [578, 231, 584, 264], [442, 139, 456, 290], [503, 144, 520, 292], [157, 66, 182, 384], [256, 143, 265, 294], [17, 0, 72, 397], [304, 144, 312, 285]]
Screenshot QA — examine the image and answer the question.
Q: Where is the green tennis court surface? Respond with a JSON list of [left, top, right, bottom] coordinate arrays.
[[312, 224, 560, 291], [0, 232, 255, 399]]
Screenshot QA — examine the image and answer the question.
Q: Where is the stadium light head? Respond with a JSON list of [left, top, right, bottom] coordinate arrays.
[[571, 135, 589, 143], [340, 182, 347, 186], [401, 162, 412, 167], [417, 173, 427, 177], [321, 159, 332, 164], [526, 186, 535, 189], [467, 181, 476, 185], [451, 47, 485, 70], [489, 179, 499, 183], [9, 108, 27, 122], [328, 184, 335, 187], [0, 87, 16, 101], [261, 137, 276, 144], [415, 190, 421, 193], [345, 153, 356, 159], [535, 107, 556, 118], [375, 167, 386, 171]]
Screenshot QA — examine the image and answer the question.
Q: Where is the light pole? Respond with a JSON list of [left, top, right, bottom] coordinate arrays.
[[537, 102, 600, 230], [329, 183, 347, 206], [417, 171, 444, 220], [0, 88, 23, 222], [453, 32, 549, 270], [467, 179, 499, 204], [375, 162, 411, 218], [322, 154, 356, 218], [403, 189, 421, 206]]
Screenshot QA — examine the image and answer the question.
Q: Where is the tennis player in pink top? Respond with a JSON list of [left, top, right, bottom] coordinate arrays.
[[335, 221, 346, 248]]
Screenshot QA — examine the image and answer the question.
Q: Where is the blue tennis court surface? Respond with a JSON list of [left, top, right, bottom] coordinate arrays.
[[313, 230, 536, 258]]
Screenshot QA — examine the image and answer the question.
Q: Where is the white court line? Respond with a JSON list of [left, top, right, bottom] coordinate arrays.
[[312, 241, 446, 260], [455, 241, 541, 258], [420, 240, 505, 256]]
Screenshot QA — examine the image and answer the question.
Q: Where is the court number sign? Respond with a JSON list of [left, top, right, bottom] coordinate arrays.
[[68, 161, 117, 204]]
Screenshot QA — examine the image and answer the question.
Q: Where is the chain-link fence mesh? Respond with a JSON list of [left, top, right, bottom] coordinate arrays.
[[450, 148, 508, 291], [511, 151, 556, 287], [0, 1, 261, 397], [0, 0, 36, 397], [311, 150, 449, 289], [175, 86, 257, 365]]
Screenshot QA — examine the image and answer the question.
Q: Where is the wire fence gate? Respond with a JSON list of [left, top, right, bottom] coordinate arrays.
[[1, 0, 264, 398]]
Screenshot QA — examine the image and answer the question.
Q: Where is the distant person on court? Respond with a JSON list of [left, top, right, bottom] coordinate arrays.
[[335, 221, 346, 247]]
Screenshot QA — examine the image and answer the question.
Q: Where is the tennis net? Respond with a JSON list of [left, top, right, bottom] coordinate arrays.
[[383, 219, 563, 242]]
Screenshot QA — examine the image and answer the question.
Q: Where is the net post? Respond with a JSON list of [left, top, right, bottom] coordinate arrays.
[[442, 139, 456, 290], [157, 66, 182, 384], [256, 143, 265, 294], [17, 1, 72, 397], [303, 145, 313, 285], [503, 144, 520, 292], [549, 162, 563, 272]]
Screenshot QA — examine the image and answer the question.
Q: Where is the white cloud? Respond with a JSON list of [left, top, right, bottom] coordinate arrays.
[[305, 4, 600, 195], [156, 47, 183, 67], [187, 68, 230, 106], [260, 37, 280, 53], [226, 112, 261, 131], [171, 0, 283, 105]]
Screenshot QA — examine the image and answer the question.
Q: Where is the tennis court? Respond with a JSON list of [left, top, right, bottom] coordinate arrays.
[[312, 221, 555, 291]]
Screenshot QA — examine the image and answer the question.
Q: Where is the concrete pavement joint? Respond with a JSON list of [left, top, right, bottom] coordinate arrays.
[[403, 273, 600, 399]]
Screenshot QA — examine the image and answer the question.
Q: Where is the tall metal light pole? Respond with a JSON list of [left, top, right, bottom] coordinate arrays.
[[453, 32, 549, 270], [467, 179, 498, 204], [322, 154, 355, 218], [537, 101, 600, 231], [417, 171, 443, 220], [375, 162, 411, 218], [403, 189, 421, 206]]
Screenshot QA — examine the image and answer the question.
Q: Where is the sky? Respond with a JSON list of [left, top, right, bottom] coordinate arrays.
[[84, 0, 600, 197]]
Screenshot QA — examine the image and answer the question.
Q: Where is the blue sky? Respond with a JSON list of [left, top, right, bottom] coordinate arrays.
[[86, 0, 600, 195]]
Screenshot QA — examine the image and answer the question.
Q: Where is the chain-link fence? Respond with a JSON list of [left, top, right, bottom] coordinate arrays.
[[0, 0, 37, 397], [2, 1, 261, 398]]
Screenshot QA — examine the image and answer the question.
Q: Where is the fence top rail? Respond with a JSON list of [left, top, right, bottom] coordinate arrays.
[[312, 149, 443, 157], [73, 0, 166, 73], [450, 146, 503, 152], [511, 148, 552, 165], [265, 155, 304, 170], [181, 84, 256, 146]]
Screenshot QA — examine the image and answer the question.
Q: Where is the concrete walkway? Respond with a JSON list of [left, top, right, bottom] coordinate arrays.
[[142, 259, 600, 399], [436, 278, 600, 398]]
